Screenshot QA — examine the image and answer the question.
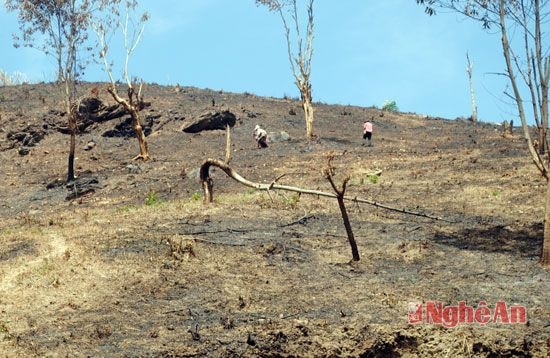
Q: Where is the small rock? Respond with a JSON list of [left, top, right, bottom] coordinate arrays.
[[162, 261, 174, 270], [83, 141, 96, 151], [267, 131, 291, 143], [18, 147, 30, 156], [126, 163, 142, 174]]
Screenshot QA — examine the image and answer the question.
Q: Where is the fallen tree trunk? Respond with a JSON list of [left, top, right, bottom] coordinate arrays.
[[199, 158, 453, 222]]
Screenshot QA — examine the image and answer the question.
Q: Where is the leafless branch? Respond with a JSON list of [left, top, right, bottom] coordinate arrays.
[[198, 158, 453, 222]]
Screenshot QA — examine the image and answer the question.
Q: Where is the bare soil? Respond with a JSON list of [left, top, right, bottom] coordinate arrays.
[[0, 82, 548, 357]]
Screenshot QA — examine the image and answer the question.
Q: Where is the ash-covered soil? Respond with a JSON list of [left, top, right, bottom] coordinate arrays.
[[0, 82, 548, 356]]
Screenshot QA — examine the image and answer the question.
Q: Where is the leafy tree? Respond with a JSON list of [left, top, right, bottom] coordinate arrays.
[[95, 0, 150, 161], [417, 0, 550, 266], [5, 0, 120, 182], [256, 0, 316, 139]]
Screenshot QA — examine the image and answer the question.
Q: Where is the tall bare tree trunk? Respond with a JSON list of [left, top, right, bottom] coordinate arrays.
[[466, 52, 478, 122], [262, 0, 315, 140], [542, 130, 548, 157], [301, 86, 314, 139], [499, 0, 545, 176], [129, 106, 149, 161], [225, 125, 232, 164], [534, 0, 549, 155], [67, 116, 76, 182], [543, 180, 550, 265], [64, 79, 76, 182], [500, 0, 549, 266]]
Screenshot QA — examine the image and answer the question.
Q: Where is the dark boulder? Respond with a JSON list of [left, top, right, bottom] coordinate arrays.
[[182, 110, 237, 133]]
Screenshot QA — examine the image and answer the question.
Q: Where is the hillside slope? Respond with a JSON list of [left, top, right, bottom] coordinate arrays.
[[0, 83, 548, 356]]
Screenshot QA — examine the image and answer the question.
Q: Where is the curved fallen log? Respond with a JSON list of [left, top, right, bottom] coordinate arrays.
[[199, 158, 453, 222]]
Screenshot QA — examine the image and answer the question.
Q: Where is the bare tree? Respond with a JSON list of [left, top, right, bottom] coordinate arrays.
[[417, 0, 550, 266], [323, 154, 360, 261], [5, 0, 120, 182], [466, 52, 478, 122], [256, 0, 316, 139], [95, 0, 150, 161]]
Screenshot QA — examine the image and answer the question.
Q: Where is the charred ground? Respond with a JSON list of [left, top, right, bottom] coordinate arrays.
[[0, 82, 548, 356]]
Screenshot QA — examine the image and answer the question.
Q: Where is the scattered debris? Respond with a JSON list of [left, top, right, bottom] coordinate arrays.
[[7, 125, 46, 148], [102, 116, 154, 138], [18, 147, 30, 156], [126, 163, 142, 174], [65, 173, 102, 200]]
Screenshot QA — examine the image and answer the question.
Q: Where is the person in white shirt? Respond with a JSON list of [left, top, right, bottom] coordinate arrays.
[[253, 125, 268, 148]]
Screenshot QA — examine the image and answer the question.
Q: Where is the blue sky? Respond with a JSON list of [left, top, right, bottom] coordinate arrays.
[[0, 0, 534, 123]]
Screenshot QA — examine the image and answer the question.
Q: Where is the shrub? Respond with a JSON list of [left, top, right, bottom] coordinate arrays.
[[145, 191, 160, 206], [117, 204, 136, 213], [367, 174, 380, 184], [382, 100, 399, 112], [191, 192, 202, 201], [283, 193, 301, 207]]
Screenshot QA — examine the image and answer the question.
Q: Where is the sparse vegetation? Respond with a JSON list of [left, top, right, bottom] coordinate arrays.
[[0, 321, 13, 341], [382, 100, 399, 112], [367, 173, 380, 184], [283, 192, 301, 208], [0, 80, 547, 356], [117, 204, 137, 213], [145, 191, 160, 206]]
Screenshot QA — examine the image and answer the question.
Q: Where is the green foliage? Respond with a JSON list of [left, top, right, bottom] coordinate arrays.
[[367, 174, 380, 184], [0, 228, 13, 236], [283, 193, 301, 207], [382, 100, 399, 112], [145, 191, 160, 206], [0, 322, 9, 334], [117, 204, 136, 213], [0, 320, 13, 341], [245, 188, 257, 195], [492, 189, 501, 198], [191, 192, 202, 201]]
